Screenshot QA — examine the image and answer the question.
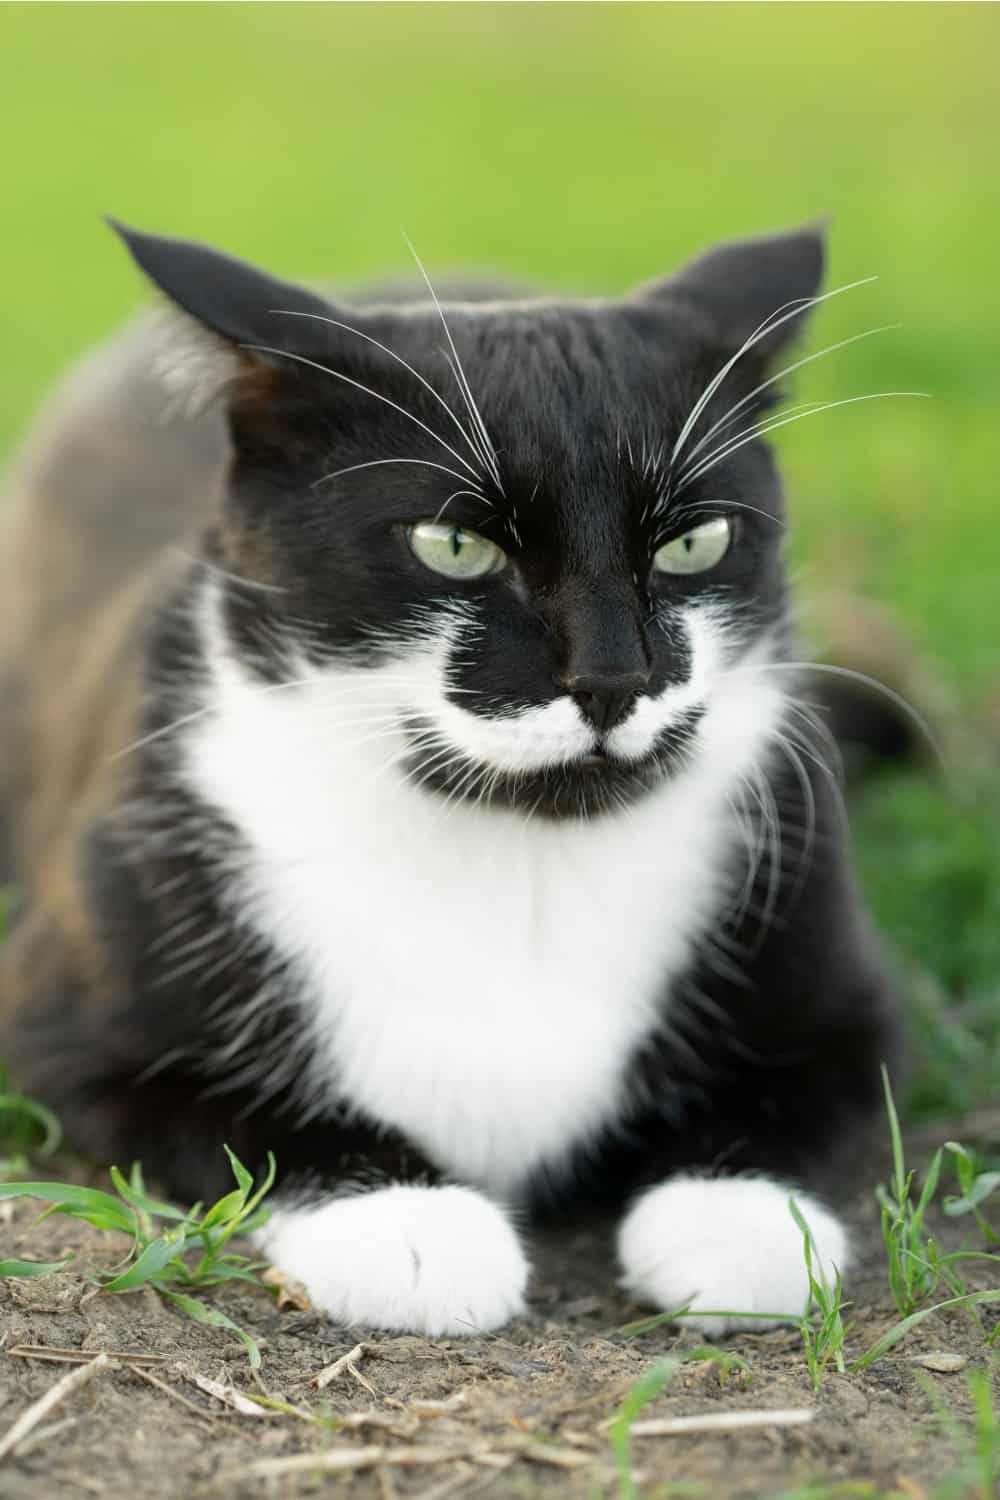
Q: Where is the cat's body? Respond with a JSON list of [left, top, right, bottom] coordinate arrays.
[[0, 225, 902, 1335]]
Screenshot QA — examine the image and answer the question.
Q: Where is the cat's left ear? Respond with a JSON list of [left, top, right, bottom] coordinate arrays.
[[108, 218, 334, 352], [636, 224, 827, 353]]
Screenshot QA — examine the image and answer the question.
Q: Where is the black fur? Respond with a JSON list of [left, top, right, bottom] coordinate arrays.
[[2, 221, 901, 1243]]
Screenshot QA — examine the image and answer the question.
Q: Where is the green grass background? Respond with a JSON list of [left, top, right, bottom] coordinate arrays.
[[1, 3, 997, 1115]]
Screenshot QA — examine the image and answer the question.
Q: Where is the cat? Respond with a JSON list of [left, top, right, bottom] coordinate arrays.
[[0, 221, 902, 1337]]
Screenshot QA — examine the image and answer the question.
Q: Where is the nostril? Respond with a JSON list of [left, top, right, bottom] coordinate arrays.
[[570, 686, 642, 734]]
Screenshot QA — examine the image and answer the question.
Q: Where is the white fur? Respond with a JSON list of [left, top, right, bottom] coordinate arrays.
[[618, 1175, 849, 1335], [181, 588, 785, 1196], [257, 1184, 528, 1335]]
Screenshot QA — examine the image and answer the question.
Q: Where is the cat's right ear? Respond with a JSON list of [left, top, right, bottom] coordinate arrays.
[[108, 219, 334, 353], [108, 220, 352, 452]]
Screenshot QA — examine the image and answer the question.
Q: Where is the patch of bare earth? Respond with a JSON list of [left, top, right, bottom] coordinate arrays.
[[1, 1136, 997, 1499]]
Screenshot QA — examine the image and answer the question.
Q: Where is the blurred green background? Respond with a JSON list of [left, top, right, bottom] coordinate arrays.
[[1, 3, 997, 1116]]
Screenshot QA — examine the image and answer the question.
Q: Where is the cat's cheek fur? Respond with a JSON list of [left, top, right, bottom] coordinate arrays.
[[255, 1185, 529, 1336], [617, 1176, 849, 1336]]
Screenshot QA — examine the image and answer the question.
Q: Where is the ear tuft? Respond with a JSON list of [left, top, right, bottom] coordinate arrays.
[[639, 224, 828, 351], [107, 218, 333, 350]]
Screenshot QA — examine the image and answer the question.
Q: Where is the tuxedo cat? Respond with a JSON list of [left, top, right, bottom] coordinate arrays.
[[0, 222, 901, 1336]]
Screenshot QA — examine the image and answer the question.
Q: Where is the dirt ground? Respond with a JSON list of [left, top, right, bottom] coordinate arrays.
[[1, 1130, 998, 1500]]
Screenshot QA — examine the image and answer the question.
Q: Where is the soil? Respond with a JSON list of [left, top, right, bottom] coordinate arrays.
[[1, 1131, 998, 1500]]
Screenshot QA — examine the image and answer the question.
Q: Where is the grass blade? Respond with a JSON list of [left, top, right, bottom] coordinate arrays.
[[852, 1288, 1000, 1369], [101, 1230, 191, 1291], [0, 1257, 72, 1277], [163, 1290, 263, 1369], [0, 1180, 135, 1234]]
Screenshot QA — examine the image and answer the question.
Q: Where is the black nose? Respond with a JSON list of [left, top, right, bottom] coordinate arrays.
[[563, 671, 648, 733]]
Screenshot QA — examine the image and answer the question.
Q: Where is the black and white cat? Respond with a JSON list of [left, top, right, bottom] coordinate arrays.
[[0, 222, 902, 1337]]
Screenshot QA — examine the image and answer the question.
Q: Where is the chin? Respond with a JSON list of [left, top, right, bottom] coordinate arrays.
[[403, 709, 705, 820]]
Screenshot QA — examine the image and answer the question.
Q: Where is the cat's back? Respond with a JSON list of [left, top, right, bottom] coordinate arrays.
[[0, 316, 228, 883]]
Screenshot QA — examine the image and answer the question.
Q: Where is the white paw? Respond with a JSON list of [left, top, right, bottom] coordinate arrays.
[[256, 1184, 529, 1336], [617, 1175, 848, 1336]]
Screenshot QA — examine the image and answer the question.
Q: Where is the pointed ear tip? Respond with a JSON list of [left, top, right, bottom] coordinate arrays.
[[104, 215, 142, 249], [797, 216, 830, 257]]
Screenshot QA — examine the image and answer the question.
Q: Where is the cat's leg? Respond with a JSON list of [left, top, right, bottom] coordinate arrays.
[[607, 827, 902, 1337], [608, 996, 899, 1336], [258, 1181, 529, 1337], [0, 914, 528, 1338], [617, 1174, 846, 1335], [244, 1115, 529, 1337]]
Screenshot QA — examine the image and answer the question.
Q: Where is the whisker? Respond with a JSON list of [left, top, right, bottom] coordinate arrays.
[[271, 309, 490, 484], [240, 343, 482, 483], [432, 488, 492, 525], [669, 277, 879, 470], [312, 457, 483, 493], [682, 324, 900, 467], [721, 660, 945, 770], [402, 233, 505, 496], [171, 549, 287, 595], [666, 498, 786, 533], [675, 391, 930, 494], [115, 674, 475, 760]]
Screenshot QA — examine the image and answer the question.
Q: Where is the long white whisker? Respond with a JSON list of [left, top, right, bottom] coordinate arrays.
[[312, 457, 483, 492], [270, 309, 490, 484], [240, 344, 482, 483], [769, 730, 817, 898], [682, 324, 899, 467], [402, 233, 505, 496], [115, 674, 475, 760], [675, 392, 930, 493], [668, 497, 786, 532], [443, 350, 499, 491], [432, 488, 491, 525], [722, 660, 945, 770], [670, 277, 878, 470], [171, 549, 287, 595]]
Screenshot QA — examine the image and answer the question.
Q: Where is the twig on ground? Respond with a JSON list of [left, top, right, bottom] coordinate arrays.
[[0, 1351, 113, 1462], [411, 1392, 467, 1417], [518, 1444, 592, 1469], [5, 1415, 82, 1459], [179, 1368, 277, 1418], [8, 1344, 168, 1366], [311, 1340, 377, 1396], [625, 1407, 815, 1438], [342, 1410, 422, 1439], [126, 1362, 219, 1422]]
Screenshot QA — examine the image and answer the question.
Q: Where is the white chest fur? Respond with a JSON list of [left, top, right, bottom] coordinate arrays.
[[181, 596, 783, 1198]]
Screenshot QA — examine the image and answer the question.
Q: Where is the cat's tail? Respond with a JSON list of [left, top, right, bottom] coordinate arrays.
[[803, 594, 947, 777]]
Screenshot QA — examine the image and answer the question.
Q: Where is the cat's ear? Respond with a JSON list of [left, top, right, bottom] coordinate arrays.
[[109, 220, 350, 459], [108, 219, 333, 352], [637, 224, 827, 352]]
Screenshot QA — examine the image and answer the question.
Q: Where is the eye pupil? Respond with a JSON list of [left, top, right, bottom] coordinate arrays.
[[408, 520, 507, 580], [652, 516, 732, 577]]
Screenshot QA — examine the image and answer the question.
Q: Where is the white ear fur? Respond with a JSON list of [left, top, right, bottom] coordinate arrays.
[[147, 307, 241, 422]]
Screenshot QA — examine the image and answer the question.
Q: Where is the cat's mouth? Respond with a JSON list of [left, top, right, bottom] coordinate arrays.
[[400, 710, 705, 819]]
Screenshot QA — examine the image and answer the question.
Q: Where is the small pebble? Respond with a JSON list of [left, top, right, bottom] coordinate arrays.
[[909, 1351, 967, 1373]]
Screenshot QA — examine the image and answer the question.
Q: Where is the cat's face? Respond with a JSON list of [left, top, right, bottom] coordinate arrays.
[[120, 223, 822, 818]]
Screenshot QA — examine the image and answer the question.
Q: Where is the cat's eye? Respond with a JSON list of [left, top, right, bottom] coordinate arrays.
[[653, 516, 732, 576], [407, 521, 506, 580]]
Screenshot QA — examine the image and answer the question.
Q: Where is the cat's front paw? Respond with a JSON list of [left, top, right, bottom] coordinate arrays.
[[257, 1184, 529, 1337], [617, 1175, 848, 1336]]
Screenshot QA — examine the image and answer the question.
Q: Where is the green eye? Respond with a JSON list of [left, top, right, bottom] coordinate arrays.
[[653, 516, 732, 576], [408, 521, 506, 580]]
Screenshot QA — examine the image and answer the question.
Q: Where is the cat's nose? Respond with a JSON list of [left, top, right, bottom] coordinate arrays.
[[563, 671, 648, 733]]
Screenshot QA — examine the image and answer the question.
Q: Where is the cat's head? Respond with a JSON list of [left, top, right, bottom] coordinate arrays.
[[116, 221, 826, 818]]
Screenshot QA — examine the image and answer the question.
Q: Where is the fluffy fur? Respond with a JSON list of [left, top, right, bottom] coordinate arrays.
[[0, 221, 903, 1338]]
